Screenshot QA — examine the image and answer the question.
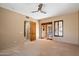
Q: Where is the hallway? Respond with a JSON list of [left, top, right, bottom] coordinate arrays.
[[0, 39, 79, 56]]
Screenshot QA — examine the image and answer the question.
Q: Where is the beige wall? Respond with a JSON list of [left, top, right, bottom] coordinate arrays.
[[0, 7, 39, 50], [39, 12, 79, 45], [78, 11, 79, 44], [0, 7, 26, 50]]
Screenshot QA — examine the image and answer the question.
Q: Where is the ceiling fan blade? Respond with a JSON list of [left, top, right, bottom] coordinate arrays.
[[41, 11, 46, 14], [32, 11, 38, 13]]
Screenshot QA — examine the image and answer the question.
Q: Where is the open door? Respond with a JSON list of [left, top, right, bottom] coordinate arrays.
[[30, 21, 36, 41], [41, 22, 52, 40]]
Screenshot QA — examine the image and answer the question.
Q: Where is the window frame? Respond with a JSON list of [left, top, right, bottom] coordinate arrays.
[[54, 20, 63, 37]]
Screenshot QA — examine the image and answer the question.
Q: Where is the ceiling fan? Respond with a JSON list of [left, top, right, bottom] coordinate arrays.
[[32, 3, 46, 14]]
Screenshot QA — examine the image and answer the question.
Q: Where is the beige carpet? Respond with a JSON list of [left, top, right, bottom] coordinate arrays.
[[0, 39, 79, 56]]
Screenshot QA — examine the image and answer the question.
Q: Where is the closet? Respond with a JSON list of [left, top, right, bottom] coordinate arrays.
[[24, 21, 36, 41]]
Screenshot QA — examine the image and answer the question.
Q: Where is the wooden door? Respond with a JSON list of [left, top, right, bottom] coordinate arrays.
[[30, 21, 36, 41]]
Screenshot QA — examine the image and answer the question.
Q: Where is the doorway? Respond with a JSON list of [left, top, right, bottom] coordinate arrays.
[[41, 22, 53, 40], [30, 21, 36, 41], [24, 21, 30, 40], [24, 21, 36, 41]]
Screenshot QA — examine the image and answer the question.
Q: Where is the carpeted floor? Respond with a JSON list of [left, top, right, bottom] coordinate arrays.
[[0, 39, 79, 56]]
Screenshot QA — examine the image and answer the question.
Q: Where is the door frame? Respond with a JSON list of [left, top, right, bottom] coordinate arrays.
[[41, 22, 53, 39]]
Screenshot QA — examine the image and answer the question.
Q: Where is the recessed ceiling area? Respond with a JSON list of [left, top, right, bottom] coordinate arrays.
[[0, 3, 79, 20]]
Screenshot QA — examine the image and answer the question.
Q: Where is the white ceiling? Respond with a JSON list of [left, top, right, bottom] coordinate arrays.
[[0, 3, 79, 20]]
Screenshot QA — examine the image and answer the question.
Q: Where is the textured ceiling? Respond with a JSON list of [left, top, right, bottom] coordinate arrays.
[[0, 3, 79, 20]]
